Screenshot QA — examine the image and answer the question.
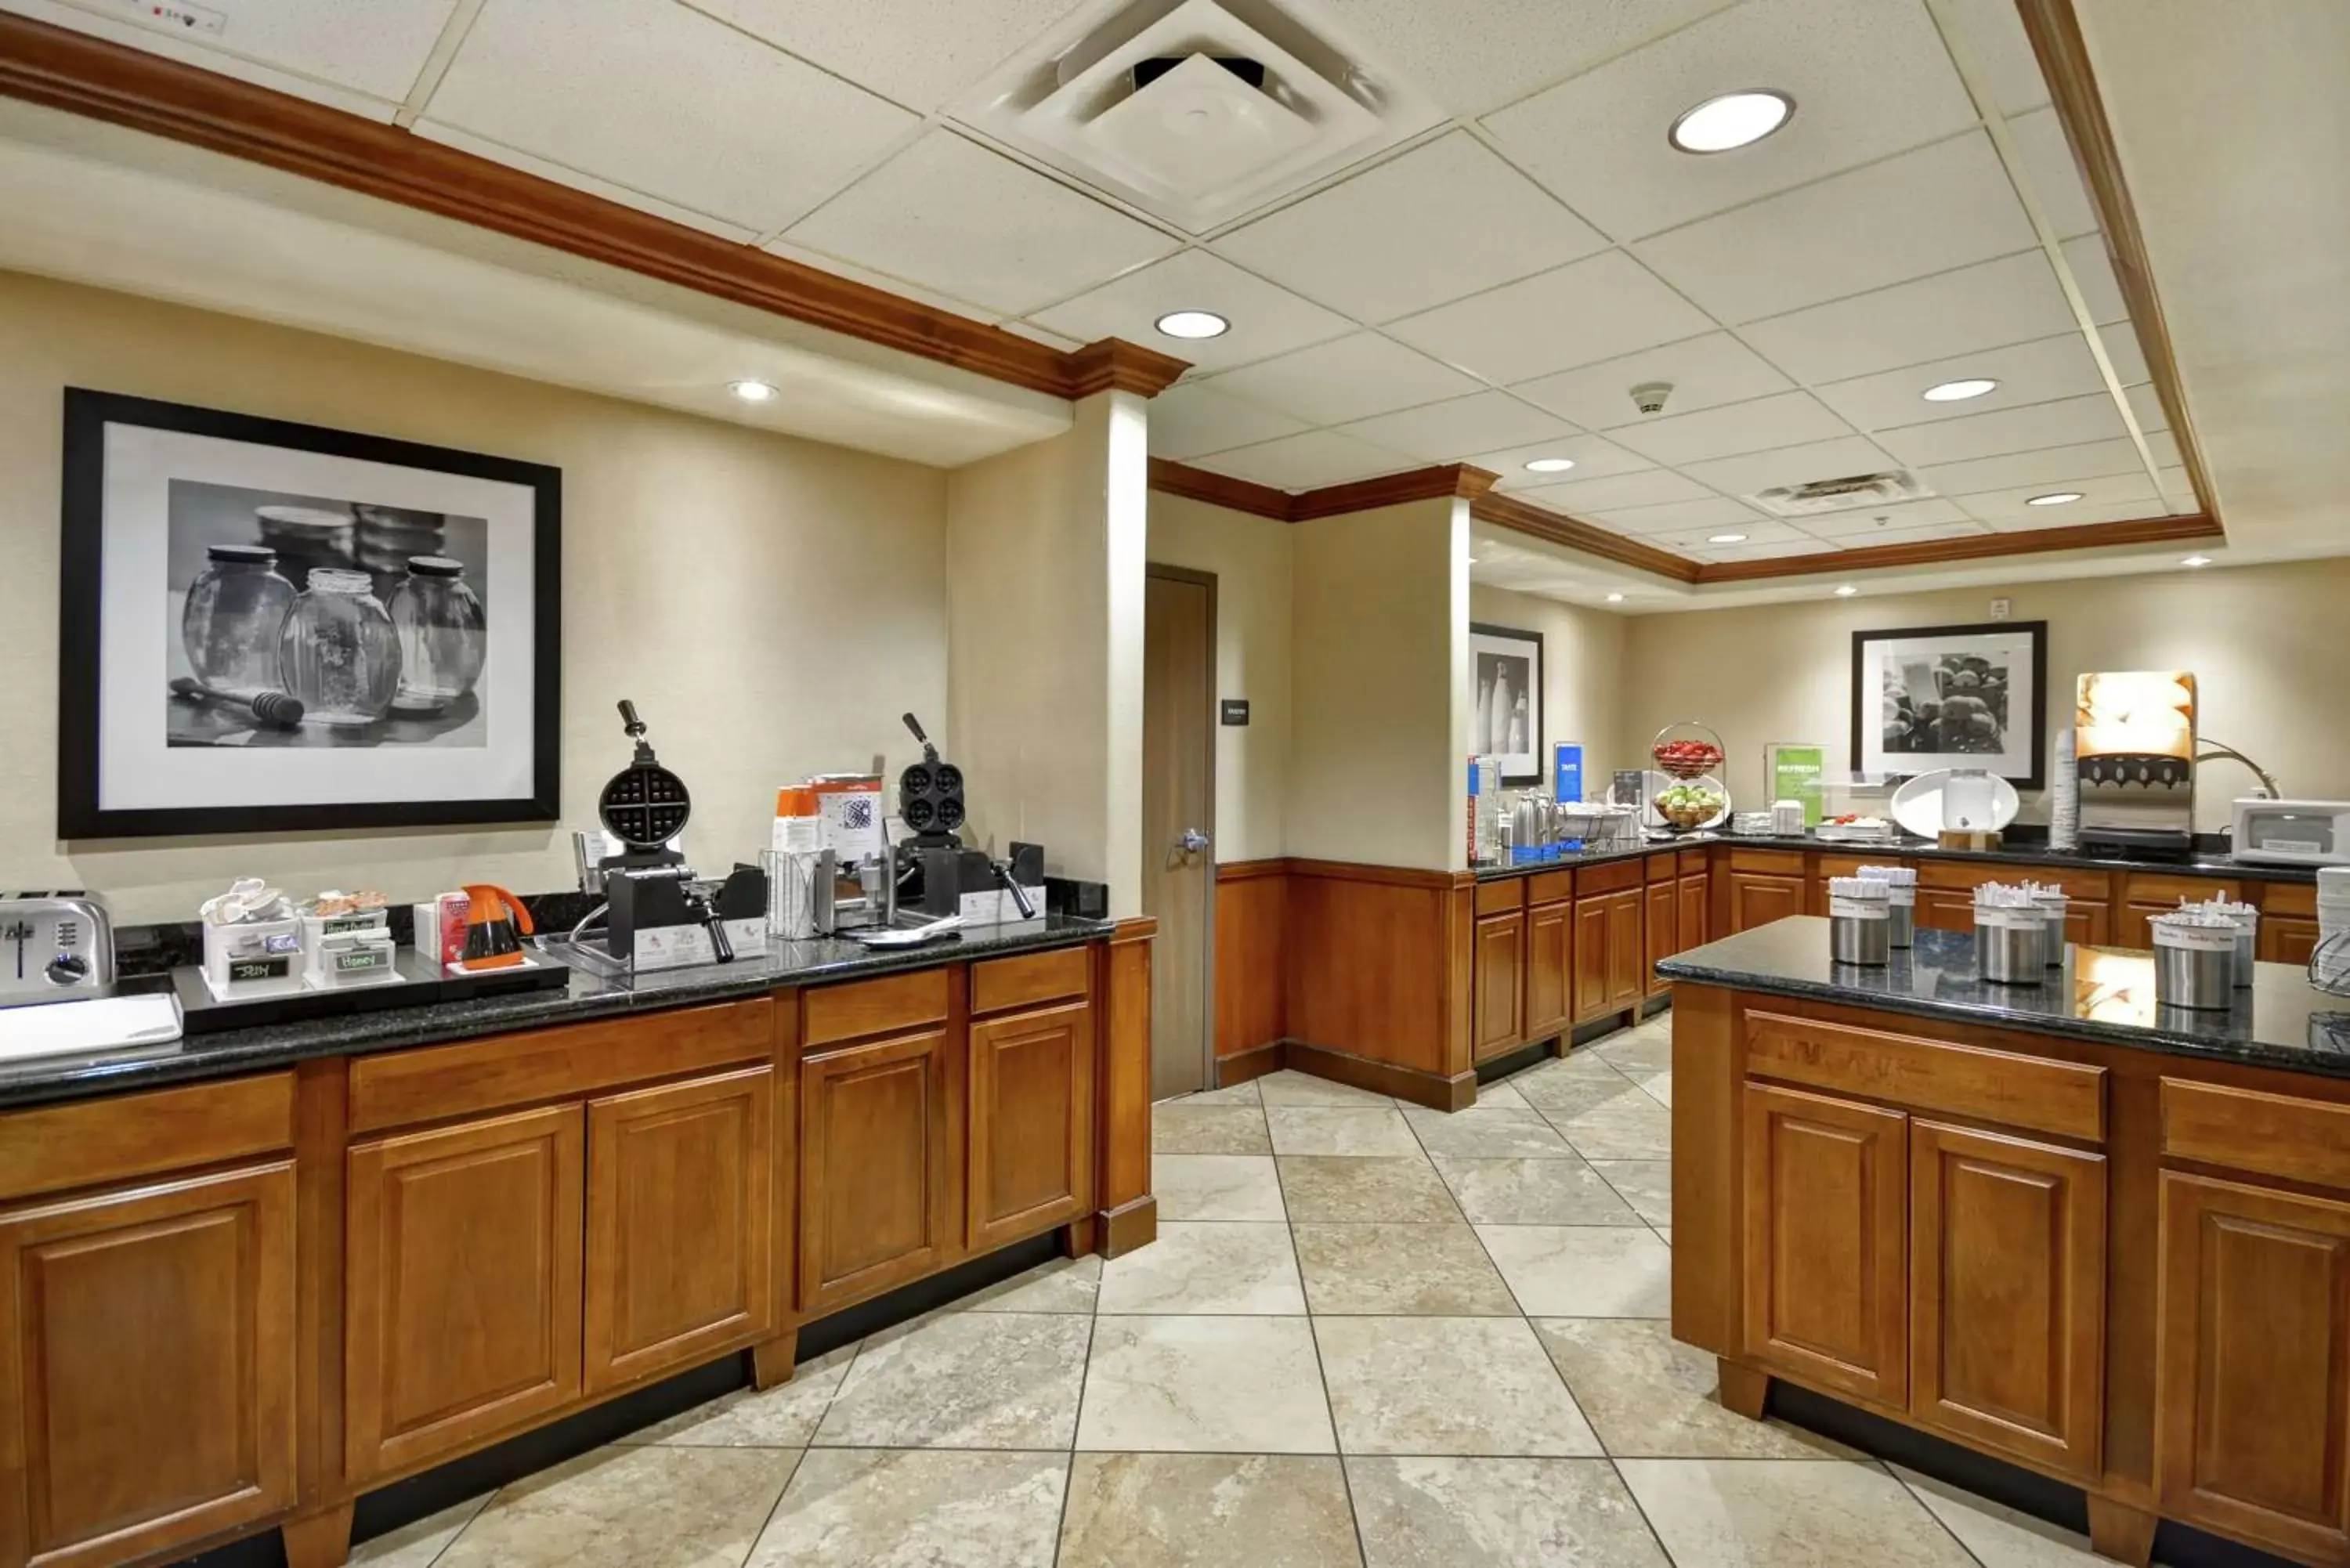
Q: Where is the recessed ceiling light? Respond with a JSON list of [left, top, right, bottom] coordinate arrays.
[[728, 379, 778, 403], [1834, 584, 1859, 598], [2181, 555, 2213, 568], [2026, 491, 2084, 507], [1708, 533, 1748, 544], [1668, 90, 1795, 154], [1524, 457, 1577, 473], [1155, 309, 1229, 341], [1922, 378, 1998, 402], [1605, 592, 1625, 603]]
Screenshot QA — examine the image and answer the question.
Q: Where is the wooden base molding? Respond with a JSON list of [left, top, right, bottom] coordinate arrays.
[[1285, 1039, 1475, 1112], [2084, 1498, 2159, 1568], [1095, 1195, 1159, 1259], [280, 1504, 355, 1568], [1213, 1040, 1283, 1088], [749, 1333, 798, 1393]]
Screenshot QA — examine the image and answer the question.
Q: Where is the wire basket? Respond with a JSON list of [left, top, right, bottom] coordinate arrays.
[[2312, 931, 2350, 998], [1650, 720, 1727, 780]]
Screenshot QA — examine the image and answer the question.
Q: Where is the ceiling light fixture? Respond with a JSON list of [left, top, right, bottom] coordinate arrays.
[[1524, 457, 1577, 473], [1605, 592, 1625, 603], [2026, 491, 2084, 507], [1668, 90, 1795, 154], [1155, 309, 1230, 341], [1922, 378, 1998, 402], [728, 379, 778, 403], [1834, 584, 1858, 598], [1708, 533, 1748, 544], [2181, 555, 2212, 568]]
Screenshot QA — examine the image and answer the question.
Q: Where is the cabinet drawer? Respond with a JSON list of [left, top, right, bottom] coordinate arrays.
[[1917, 861, 2110, 902], [1730, 849, 1806, 875], [1647, 854, 1677, 884], [0, 1072, 295, 1204], [2126, 871, 2240, 907], [1745, 1011, 2104, 1142], [1577, 858, 1644, 896], [804, 970, 950, 1049], [1475, 879, 1524, 915], [1679, 849, 1712, 876], [2258, 882, 2317, 919], [1526, 869, 1574, 905], [971, 947, 1089, 1016], [2162, 1078, 2350, 1190]]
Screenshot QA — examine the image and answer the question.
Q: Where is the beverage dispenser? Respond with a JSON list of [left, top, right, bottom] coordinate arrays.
[[2075, 670, 2197, 860]]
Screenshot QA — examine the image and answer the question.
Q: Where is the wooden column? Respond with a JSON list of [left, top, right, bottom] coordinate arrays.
[[1094, 916, 1159, 1257]]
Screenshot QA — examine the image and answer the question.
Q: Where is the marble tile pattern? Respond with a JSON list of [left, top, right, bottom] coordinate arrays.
[[375, 1006, 2098, 1567]]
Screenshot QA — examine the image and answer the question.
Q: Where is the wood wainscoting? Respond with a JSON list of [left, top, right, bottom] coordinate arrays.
[[1213, 859, 1289, 1086]]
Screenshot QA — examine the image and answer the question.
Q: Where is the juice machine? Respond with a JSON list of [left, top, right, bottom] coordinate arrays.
[[2074, 670, 2198, 860]]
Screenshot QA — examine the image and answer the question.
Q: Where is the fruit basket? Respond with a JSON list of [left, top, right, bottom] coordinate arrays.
[[1651, 721, 1726, 780]]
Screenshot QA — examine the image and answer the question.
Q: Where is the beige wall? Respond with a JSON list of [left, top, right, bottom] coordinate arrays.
[[1144, 493, 1292, 865], [1621, 559, 2350, 833], [1470, 583, 1630, 793], [1, 270, 950, 923]]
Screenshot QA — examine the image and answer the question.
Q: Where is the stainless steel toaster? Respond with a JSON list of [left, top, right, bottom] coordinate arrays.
[[0, 893, 115, 1001]]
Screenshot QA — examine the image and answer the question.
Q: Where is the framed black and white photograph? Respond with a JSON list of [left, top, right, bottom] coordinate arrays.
[[1851, 620, 2047, 789], [1470, 622, 1543, 786], [59, 388, 561, 837]]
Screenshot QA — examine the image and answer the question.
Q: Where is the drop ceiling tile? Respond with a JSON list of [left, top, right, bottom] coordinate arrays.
[[1202, 333, 1482, 426], [1654, 519, 1813, 550], [2146, 428, 2181, 468], [1981, 500, 2167, 531], [2157, 464, 2197, 509], [421, 124, 762, 240], [2124, 381, 2170, 434], [1029, 250, 1354, 374], [1313, 0, 1728, 117], [1483, 0, 1977, 241], [1386, 251, 1714, 386], [1195, 429, 1414, 490], [1812, 333, 2107, 432], [763, 236, 993, 316], [999, 319, 1085, 350], [2099, 323, 2151, 386], [1694, 537, 1842, 561], [1519, 468, 1716, 512], [1592, 496, 1770, 534], [1738, 250, 2076, 384], [2063, 233, 2127, 323], [1679, 435, 1900, 497], [1473, 433, 1654, 490], [1210, 132, 1607, 323], [783, 132, 1179, 316], [1940, 0, 2054, 116], [424, 0, 919, 233], [1875, 392, 2128, 468], [1510, 332, 1795, 431], [1335, 391, 1573, 462], [1954, 471, 2160, 522], [1818, 519, 1992, 548], [1633, 132, 2037, 323], [1606, 390, 1853, 466], [1146, 381, 1311, 461], [1914, 437, 2146, 496], [686, 0, 1084, 112], [1791, 498, 1971, 537], [2007, 107, 2099, 239]]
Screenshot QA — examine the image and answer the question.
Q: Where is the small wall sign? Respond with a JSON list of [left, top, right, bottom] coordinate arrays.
[[1220, 699, 1250, 726]]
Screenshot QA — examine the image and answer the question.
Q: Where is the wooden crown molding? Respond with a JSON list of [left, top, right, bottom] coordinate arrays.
[[1691, 512, 2222, 583], [1148, 460, 1499, 524], [0, 13, 1187, 404], [1147, 458, 1292, 521], [1470, 490, 1699, 583]]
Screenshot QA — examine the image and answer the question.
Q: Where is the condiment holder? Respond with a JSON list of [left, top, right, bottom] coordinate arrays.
[[1973, 883, 2045, 985], [1828, 877, 1892, 966], [2151, 910, 2240, 1011], [2025, 883, 2070, 968], [1857, 865, 1915, 948], [2183, 895, 2258, 987]]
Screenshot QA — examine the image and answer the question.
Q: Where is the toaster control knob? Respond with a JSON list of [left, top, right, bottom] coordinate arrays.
[[44, 952, 88, 985]]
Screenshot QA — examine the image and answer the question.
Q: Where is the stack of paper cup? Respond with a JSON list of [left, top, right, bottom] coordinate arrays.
[[2318, 869, 2350, 988]]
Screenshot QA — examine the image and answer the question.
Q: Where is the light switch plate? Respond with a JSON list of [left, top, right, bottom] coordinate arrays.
[[1990, 597, 2012, 620]]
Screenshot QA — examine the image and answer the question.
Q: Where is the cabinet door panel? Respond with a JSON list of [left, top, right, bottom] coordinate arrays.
[[0, 1164, 295, 1568], [1911, 1122, 2106, 1478], [1573, 898, 1612, 1021], [969, 1000, 1094, 1252], [1678, 873, 1710, 955], [1473, 911, 1525, 1060], [800, 1028, 954, 1314], [1608, 891, 1647, 1009], [1644, 882, 1676, 996], [1522, 901, 1571, 1042], [585, 1067, 775, 1394], [1731, 873, 1806, 933], [346, 1105, 585, 1482], [1742, 1082, 1908, 1407], [2157, 1172, 2350, 1565], [2066, 901, 2113, 948], [2264, 916, 2323, 967], [1917, 890, 1977, 934]]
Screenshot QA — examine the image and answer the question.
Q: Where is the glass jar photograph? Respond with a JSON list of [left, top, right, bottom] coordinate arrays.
[[181, 544, 297, 698], [387, 555, 487, 713], [279, 568, 402, 726]]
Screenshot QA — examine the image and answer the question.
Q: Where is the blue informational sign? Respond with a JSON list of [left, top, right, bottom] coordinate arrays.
[[1553, 742, 1584, 805]]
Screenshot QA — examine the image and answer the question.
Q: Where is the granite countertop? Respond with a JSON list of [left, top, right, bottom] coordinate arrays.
[[1658, 916, 2350, 1079], [0, 916, 1112, 1111], [1473, 833, 2320, 883]]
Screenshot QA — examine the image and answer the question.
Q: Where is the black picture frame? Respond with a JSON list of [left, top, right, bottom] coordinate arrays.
[[1849, 620, 2048, 790], [1469, 620, 1546, 786], [58, 388, 562, 838]]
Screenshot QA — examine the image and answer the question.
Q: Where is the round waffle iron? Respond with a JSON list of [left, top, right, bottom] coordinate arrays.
[[897, 713, 965, 838], [598, 700, 690, 854]]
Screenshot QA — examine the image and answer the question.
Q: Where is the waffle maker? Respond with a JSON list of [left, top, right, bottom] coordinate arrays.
[[595, 701, 765, 969], [889, 712, 1043, 922]]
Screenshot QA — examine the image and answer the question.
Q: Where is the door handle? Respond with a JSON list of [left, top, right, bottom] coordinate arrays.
[[1177, 828, 1211, 855]]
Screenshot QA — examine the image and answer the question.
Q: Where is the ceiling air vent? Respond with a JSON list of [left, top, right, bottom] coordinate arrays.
[[1746, 470, 1933, 518], [956, 0, 1442, 234]]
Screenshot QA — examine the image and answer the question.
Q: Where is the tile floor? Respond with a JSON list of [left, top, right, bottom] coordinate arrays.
[[350, 1011, 2131, 1567]]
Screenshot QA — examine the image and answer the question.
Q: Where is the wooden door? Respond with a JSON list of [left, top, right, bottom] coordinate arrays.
[[1730, 873, 1806, 932], [1678, 873, 1710, 954], [969, 999, 1094, 1251], [1918, 889, 1978, 933], [1473, 910, 1526, 1060], [2066, 900, 2113, 947], [1742, 1082, 1909, 1408], [1143, 568, 1216, 1100], [1572, 897, 1612, 1020], [1910, 1122, 2106, 1478], [2265, 916, 2323, 966], [1644, 881, 1676, 996], [0, 1164, 295, 1568], [800, 1027, 956, 1315], [2157, 1172, 2350, 1565], [345, 1104, 584, 1482], [1521, 899, 1571, 1042], [584, 1067, 775, 1395], [1608, 890, 1647, 1008]]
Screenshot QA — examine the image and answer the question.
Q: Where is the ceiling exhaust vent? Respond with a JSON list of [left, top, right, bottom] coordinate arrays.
[[955, 0, 1442, 234], [1746, 469, 1933, 518]]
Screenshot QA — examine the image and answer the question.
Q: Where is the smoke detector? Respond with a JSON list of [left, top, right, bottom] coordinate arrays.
[[956, 0, 1442, 234], [1629, 381, 1672, 415], [1745, 469, 1932, 518]]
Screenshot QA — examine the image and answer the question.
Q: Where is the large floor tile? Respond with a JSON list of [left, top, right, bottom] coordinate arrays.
[[1181, 1078, 1264, 1106], [1511, 1064, 1641, 1114], [1278, 1156, 1460, 1222], [1469, 1078, 1533, 1110], [1154, 1154, 1287, 1221], [1097, 1221, 1306, 1314], [1076, 1315, 1336, 1453], [1432, 1154, 1643, 1225], [1477, 1225, 1671, 1317], [1258, 1069, 1395, 1107], [812, 1312, 1090, 1448], [1589, 1159, 1672, 1230], [436, 1445, 796, 1568], [1058, 1452, 1362, 1567], [1629, 1069, 1672, 1107], [623, 1343, 856, 1447], [1893, 1466, 2113, 1566], [1617, 1458, 1979, 1568], [1594, 1031, 1672, 1073], [1313, 1316, 1600, 1457], [1347, 1456, 1668, 1567], [349, 1494, 491, 1567], [1292, 1223, 1517, 1315], [957, 1255, 1101, 1313], [1533, 1319, 1855, 1459], [1267, 1106, 1423, 1156], [1400, 1105, 1574, 1159], [1155, 1103, 1271, 1154], [1539, 1082, 1674, 1161], [747, 1447, 1066, 1568]]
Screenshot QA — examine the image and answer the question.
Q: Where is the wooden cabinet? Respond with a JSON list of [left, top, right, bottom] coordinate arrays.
[[1741, 1082, 1908, 1408], [967, 999, 1094, 1252], [2062, 899, 2113, 947], [1677, 873, 1710, 956], [1521, 897, 1572, 1044], [799, 1025, 956, 1315], [2264, 915, 2323, 967], [2157, 1172, 2350, 1565], [1910, 1122, 2106, 1478], [584, 1067, 775, 1395], [1574, 890, 1644, 1020], [2118, 873, 2242, 950], [1473, 910, 1526, 1060], [345, 1104, 584, 1483], [1730, 873, 1806, 933], [1917, 887, 1976, 933], [1644, 880, 1677, 996], [0, 1164, 297, 1568]]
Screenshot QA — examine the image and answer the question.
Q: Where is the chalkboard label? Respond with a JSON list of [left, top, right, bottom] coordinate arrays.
[[333, 948, 388, 973], [230, 956, 290, 982], [1220, 699, 1250, 726]]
